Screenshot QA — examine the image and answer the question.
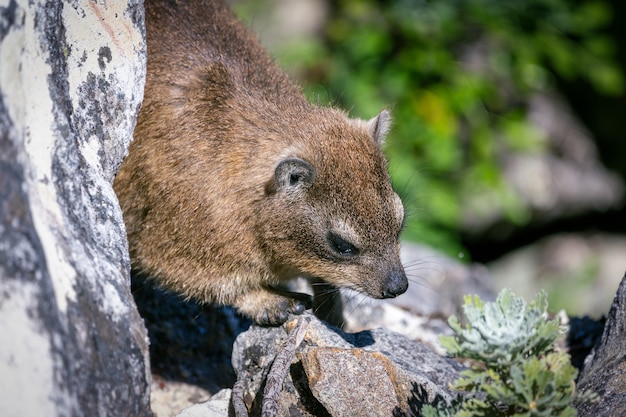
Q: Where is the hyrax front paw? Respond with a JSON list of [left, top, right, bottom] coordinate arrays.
[[236, 290, 312, 326], [255, 297, 306, 326]]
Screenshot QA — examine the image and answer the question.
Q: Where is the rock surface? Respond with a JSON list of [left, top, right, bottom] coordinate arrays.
[[229, 313, 463, 416], [0, 1, 151, 416], [576, 273, 626, 417]]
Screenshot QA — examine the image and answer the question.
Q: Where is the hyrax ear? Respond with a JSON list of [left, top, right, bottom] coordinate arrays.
[[273, 158, 316, 193], [367, 109, 392, 147]]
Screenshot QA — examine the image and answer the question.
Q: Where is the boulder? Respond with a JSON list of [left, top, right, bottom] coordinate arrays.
[[230, 313, 463, 416], [576, 273, 626, 416], [0, 1, 151, 416]]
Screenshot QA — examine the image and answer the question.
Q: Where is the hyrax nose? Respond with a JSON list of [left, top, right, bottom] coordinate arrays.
[[381, 267, 408, 298]]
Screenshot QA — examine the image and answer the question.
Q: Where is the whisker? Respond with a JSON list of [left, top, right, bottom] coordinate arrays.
[[341, 290, 369, 329]]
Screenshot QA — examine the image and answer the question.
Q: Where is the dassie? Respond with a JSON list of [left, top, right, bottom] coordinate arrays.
[[114, 0, 408, 325]]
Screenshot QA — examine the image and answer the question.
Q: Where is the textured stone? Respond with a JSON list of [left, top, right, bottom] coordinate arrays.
[[0, 1, 150, 416], [300, 348, 400, 415], [577, 273, 626, 417], [231, 313, 463, 416]]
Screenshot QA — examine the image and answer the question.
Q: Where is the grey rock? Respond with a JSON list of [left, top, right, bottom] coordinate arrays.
[[576, 273, 626, 417], [231, 313, 463, 416], [0, 1, 150, 416], [176, 389, 232, 417]]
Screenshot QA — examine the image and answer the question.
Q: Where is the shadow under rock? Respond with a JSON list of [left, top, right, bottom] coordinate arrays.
[[131, 273, 252, 393], [567, 315, 606, 372]]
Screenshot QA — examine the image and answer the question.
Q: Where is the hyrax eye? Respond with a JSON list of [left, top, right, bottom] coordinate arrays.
[[327, 232, 359, 257]]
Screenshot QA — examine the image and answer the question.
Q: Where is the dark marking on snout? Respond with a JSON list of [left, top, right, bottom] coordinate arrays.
[[381, 267, 408, 299]]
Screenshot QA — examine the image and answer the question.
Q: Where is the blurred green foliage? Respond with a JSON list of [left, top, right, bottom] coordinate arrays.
[[239, 0, 624, 256]]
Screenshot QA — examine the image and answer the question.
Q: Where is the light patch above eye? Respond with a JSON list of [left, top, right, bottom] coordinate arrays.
[[331, 219, 360, 244], [392, 193, 404, 226]]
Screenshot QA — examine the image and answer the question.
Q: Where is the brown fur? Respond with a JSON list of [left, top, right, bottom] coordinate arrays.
[[114, 0, 407, 325]]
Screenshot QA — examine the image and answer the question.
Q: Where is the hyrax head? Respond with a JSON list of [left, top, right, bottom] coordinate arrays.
[[259, 109, 408, 300]]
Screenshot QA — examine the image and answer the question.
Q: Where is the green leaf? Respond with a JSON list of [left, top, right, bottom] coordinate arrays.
[[436, 289, 594, 415], [439, 289, 563, 367]]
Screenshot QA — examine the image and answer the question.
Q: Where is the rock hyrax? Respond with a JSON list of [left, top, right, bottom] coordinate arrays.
[[114, 0, 408, 325]]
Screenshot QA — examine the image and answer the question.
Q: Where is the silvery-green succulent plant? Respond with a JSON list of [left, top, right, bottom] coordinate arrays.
[[441, 289, 562, 366], [423, 289, 596, 417]]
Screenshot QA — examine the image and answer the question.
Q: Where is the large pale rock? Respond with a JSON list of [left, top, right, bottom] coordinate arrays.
[[230, 313, 463, 416], [0, 1, 150, 416], [576, 273, 626, 417]]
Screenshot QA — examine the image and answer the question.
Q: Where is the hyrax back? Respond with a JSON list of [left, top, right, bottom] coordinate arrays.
[[114, 0, 408, 325]]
